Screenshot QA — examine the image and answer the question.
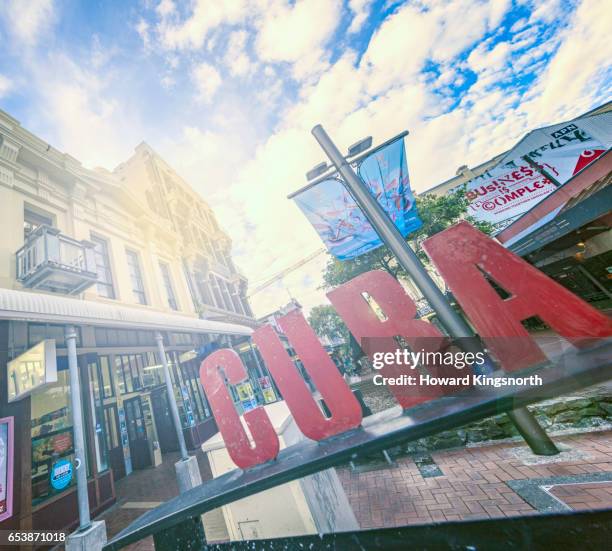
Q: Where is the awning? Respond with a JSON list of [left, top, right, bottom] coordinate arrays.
[[0, 287, 252, 336]]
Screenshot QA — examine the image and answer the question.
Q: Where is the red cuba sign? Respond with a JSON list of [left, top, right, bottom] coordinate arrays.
[[200, 222, 612, 469]]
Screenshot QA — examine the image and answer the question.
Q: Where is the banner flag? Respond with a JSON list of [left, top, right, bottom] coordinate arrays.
[[293, 138, 421, 260], [463, 118, 609, 231]]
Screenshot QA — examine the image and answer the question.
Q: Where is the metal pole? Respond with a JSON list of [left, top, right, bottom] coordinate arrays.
[[576, 265, 612, 300], [521, 155, 562, 187], [312, 124, 559, 456], [248, 342, 265, 378], [155, 331, 189, 461], [65, 325, 91, 531]]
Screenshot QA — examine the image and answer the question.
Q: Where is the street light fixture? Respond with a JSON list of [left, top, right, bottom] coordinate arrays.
[[347, 136, 372, 157], [305, 161, 328, 182]]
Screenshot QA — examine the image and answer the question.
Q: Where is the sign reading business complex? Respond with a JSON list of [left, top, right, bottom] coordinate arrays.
[[463, 119, 609, 231]]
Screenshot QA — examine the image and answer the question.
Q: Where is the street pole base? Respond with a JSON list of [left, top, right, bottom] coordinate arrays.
[[175, 455, 203, 494], [507, 407, 560, 456], [65, 520, 107, 551]]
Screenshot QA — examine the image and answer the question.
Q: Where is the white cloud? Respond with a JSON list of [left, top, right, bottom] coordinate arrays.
[[191, 62, 222, 103], [157, 0, 248, 50], [0, 0, 55, 48], [255, 0, 342, 78], [519, 0, 611, 123], [0, 74, 12, 98], [223, 30, 254, 77]]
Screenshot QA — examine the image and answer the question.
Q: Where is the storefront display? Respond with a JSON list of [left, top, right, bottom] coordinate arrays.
[[30, 370, 76, 505]]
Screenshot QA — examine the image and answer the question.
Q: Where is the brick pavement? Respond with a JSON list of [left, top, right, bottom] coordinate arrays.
[[336, 430, 612, 528], [97, 430, 612, 549], [96, 449, 212, 551]]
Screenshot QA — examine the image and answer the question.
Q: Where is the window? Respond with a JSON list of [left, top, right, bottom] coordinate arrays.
[[209, 274, 224, 309], [126, 249, 147, 305], [91, 235, 115, 299], [99, 356, 114, 398], [28, 323, 81, 348], [159, 262, 179, 310], [24, 206, 53, 240], [229, 282, 246, 315], [114, 355, 143, 394], [195, 273, 214, 306], [31, 371, 78, 505]]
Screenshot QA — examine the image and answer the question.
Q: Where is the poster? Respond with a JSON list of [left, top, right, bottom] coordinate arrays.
[[258, 376, 277, 404], [464, 160, 557, 231], [0, 417, 14, 522], [293, 137, 422, 260], [464, 119, 609, 231], [236, 381, 258, 413]]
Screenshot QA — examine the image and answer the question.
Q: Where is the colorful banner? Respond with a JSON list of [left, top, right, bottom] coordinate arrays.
[[293, 138, 421, 260], [464, 120, 609, 231], [0, 417, 14, 522]]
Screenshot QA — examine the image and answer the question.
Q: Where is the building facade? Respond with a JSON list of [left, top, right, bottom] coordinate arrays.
[[0, 109, 263, 533]]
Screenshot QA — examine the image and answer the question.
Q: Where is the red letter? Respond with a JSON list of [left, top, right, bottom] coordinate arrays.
[[200, 349, 279, 469], [423, 221, 612, 371], [253, 310, 362, 441], [328, 270, 456, 409]]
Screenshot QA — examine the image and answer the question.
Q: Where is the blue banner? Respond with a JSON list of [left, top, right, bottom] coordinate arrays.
[[294, 138, 421, 260]]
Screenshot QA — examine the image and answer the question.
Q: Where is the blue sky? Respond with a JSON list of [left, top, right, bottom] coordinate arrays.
[[0, 0, 610, 315]]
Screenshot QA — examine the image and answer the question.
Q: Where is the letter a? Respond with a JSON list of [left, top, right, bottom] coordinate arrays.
[[423, 221, 612, 371]]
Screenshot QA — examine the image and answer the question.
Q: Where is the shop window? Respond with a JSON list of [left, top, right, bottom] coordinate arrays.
[[99, 356, 114, 398], [94, 328, 155, 347], [28, 324, 81, 349], [31, 371, 79, 505], [114, 356, 130, 394], [87, 360, 109, 473]]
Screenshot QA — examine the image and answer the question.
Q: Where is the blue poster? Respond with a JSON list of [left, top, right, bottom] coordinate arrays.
[[294, 138, 421, 260], [50, 459, 73, 490]]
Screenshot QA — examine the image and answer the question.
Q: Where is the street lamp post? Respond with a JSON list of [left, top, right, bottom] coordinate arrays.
[[65, 325, 91, 531], [155, 331, 189, 461], [310, 124, 559, 456]]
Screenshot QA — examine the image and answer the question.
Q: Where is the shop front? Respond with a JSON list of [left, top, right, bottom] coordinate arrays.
[[0, 288, 253, 533]]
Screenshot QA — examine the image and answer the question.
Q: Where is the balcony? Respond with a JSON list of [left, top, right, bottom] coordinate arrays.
[[16, 226, 98, 294]]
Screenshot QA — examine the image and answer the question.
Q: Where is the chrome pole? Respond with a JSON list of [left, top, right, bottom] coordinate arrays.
[[65, 325, 92, 530], [155, 331, 189, 460]]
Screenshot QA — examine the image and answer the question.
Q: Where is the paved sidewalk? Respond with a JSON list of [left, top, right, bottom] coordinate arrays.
[[96, 450, 212, 551], [97, 430, 612, 550], [336, 430, 612, 527]]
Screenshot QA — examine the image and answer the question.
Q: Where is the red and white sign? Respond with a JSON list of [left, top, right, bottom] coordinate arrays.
[[464, 120, 608, 230], [465, 162, 556, 230]]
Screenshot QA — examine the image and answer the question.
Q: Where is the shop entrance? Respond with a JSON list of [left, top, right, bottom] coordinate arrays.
[[123, 396, 152, 470], [151, 388, 179, 453], [103, 404, 126, 481]]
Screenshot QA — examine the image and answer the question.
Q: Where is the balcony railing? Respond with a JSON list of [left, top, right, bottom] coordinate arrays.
[[16, 226, 98, 294]]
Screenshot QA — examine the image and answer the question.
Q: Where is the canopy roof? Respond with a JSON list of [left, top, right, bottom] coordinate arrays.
[[0, 287, 253, 336]]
